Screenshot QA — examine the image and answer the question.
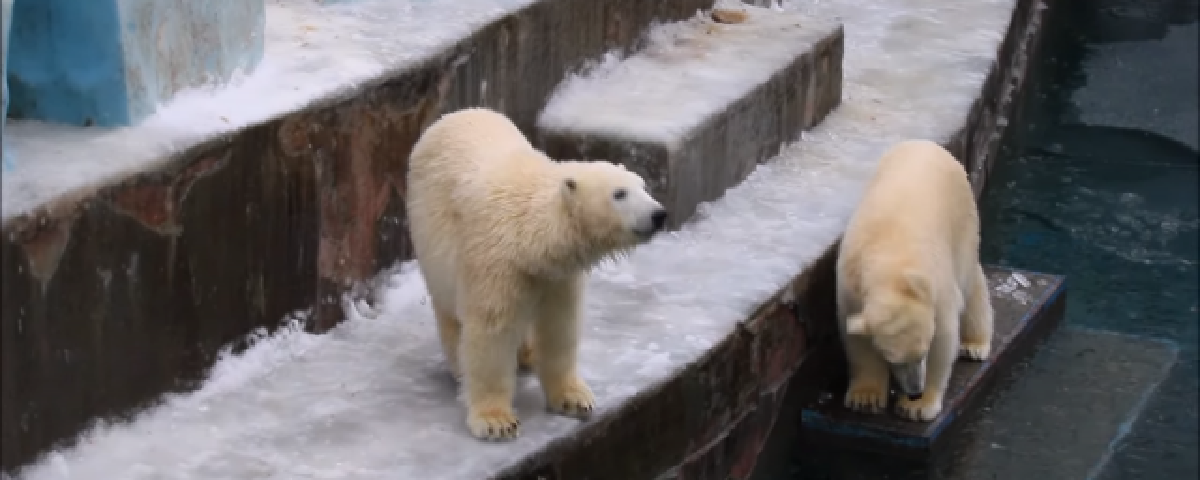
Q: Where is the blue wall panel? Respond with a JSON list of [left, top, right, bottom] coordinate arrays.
[[6, 0, 264, 128]]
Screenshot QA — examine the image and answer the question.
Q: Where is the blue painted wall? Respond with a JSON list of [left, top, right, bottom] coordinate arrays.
[[6, 0, 264, 128]]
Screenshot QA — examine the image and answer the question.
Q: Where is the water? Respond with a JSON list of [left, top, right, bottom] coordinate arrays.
[[757, 0, 1198, 477], [978, 0, 1198, 476]]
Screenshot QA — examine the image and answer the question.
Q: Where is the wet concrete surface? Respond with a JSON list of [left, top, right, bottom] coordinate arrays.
[[755, 0, 1198, 477], [946, 328, 1177, 480]]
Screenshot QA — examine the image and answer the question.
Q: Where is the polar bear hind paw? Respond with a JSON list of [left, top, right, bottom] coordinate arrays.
[[467, 406, 521, 441], [546, 378, 595, 418]]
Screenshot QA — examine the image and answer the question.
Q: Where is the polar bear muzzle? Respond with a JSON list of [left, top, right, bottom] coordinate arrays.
[[890, 359, 926, 399], [636, 208, 669, 239]]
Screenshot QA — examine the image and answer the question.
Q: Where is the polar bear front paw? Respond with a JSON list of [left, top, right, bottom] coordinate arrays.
[[844, 381, 889, 414], [959, 341, 991, 361], [467, 405, 521, 441], [895, 395, 942, 422], [545, 377, 595, 418]]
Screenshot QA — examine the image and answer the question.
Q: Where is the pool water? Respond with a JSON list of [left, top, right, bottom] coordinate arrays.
[[978, 0, 1198, 475]]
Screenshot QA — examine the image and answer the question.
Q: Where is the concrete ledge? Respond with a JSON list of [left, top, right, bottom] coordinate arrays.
[[537, 6, 843, 227], [0, 0, 712, 471], [496, 246, 838, 480], [797, 267, 1068, 463]]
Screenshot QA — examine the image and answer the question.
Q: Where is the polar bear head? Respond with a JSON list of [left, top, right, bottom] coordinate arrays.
[[845, 271, 936, 398], [557, 160, 668, 251]]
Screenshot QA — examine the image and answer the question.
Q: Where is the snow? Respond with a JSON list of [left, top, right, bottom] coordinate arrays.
[[1, 0, 537, 221], [537, 3, 840, 149], [11, 0, 1019, 478]]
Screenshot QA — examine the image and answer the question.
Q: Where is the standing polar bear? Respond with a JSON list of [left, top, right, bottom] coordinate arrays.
[[836, 139, 994, 422], [405, 108, 668, 441]]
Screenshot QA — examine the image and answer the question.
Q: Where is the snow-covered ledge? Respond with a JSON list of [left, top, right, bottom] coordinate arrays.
[[5, 0, 1050, 477]]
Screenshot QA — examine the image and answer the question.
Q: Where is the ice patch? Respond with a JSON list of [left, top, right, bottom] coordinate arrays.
[[11, 0, 1018, 477], [994, 272, 1033, 305], [1, 0, 537, 221]]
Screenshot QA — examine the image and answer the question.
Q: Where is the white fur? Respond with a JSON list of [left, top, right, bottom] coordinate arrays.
[[836, 139, 994, 422], [405, 108, 666, 441]]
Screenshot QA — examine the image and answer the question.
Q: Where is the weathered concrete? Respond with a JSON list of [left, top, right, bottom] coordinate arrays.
[[945, 328, 1178, 480], [537, 8, 844, 228], [5, 0, 265, 128], [0, 0, 712, 471], [796, 267, 1068, 463], [945, 0, 1053, 198]]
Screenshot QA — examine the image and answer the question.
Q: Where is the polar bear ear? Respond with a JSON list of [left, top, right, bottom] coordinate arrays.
[[845, 313, 870, 336], [900, 270, 932, 303]]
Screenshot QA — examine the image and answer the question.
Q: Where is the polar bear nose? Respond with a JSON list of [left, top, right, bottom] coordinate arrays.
[[651, 209, 668, 231], [906, 392, 923, 401]]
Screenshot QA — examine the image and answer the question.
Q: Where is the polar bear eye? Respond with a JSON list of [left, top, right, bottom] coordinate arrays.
[[613, 189, 627, 200]]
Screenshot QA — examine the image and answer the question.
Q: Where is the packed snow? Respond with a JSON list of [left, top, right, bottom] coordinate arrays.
[[538, 4, 840, 148], [1, 0, 537, 221], [11, 0, 1018, 478]]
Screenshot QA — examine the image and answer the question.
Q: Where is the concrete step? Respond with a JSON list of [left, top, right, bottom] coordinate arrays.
[[793, 266, 1068, 464], [536, 3, 843, 228]]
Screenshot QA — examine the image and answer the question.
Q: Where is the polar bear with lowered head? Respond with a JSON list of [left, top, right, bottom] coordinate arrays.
[[836, 139, 994, 422], [405, 108, 669, 441]]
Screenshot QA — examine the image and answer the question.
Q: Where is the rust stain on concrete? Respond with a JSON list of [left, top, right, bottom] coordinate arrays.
[[316, 61, 457, 291], [9, 212, 79, 294], [278, 115, 312, 158], [106, 152, 231, 236]]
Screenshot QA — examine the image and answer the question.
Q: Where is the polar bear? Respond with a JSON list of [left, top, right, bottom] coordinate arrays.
[[835, 139, 994, 422], [405, 108, 669, 441]]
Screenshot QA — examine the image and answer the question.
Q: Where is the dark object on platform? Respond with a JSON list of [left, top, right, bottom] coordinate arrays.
[[795, 265, 1067, 464]]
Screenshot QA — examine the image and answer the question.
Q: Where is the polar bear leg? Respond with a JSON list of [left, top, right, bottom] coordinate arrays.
[[838, 287, 890, 414], [533, 276, 595, 418], [459, 285, 527, 441], [896, 299, 961, 422], [843, 334, 891, 414], [960, 263, 994, 361], [518, 333, 536, 371], [433, 306, 462, 379]]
